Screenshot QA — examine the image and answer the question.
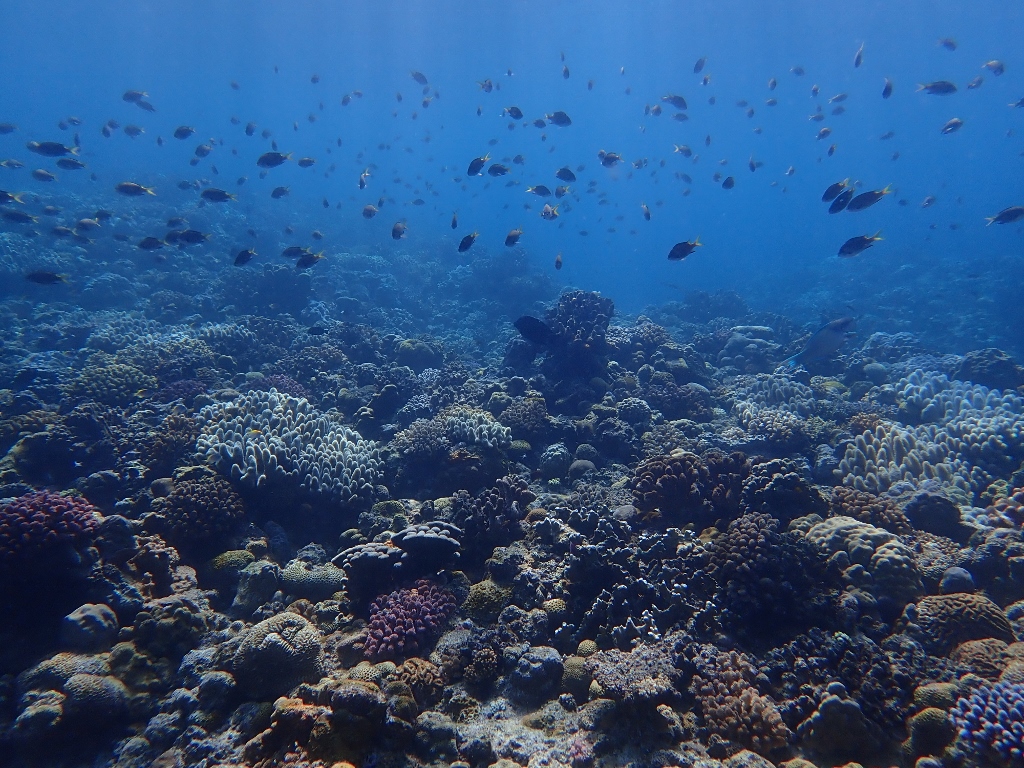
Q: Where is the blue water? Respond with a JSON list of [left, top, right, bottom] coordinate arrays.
[[2, 0, 1020, 348]]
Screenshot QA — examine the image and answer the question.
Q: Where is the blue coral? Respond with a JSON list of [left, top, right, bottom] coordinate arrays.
[[951, 682, 1024, 764]]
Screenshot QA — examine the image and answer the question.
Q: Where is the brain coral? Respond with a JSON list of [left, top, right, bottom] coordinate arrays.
[[899, 593, 1014, 654], [0, 491, 100, 572], [196, 388, 382, 507], [231, 612, 324, 698]]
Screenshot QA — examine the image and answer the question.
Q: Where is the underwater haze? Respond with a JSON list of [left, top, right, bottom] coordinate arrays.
[[2, 2, 1024, 767]]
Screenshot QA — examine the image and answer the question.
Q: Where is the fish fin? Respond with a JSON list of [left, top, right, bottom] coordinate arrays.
[[145, 186, 156, 196], [873, 230, 883, 240], [69, 146, 80, 155], [881, 184, 893, 195], [985, 216, 995, 226], [694, 235, 702, 246]]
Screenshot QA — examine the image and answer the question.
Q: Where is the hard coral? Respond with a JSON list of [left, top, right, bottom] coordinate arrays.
[[364, 579, 457, 662], [829, 486, 911, 535], [951, 681, 1024, 765], [0, 491, 100, 572], [65, 362, 157, 406], [899, 593, 1014, 654], [147, 474, 245, 548]]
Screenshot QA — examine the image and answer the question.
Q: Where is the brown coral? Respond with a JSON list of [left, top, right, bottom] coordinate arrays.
[[829, 486, 911, 535], [147, 474, 246, 548], [901, 593, 1015, 655], [631, 449, 748, 526], [389, 658, 444, 707], [951, 638, 1010, 680]]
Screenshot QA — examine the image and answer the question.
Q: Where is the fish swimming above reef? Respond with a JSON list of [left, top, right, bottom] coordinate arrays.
[[514, 315, 557, 345], [780, 317, 857, 368], [986, 206, 1024, 225], [25, 270, 68, 284], [838, 231, 883, 257]]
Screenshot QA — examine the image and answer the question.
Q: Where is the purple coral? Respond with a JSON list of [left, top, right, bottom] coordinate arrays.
[[364, 579, 456, 661], [0, 491, 100, 570]]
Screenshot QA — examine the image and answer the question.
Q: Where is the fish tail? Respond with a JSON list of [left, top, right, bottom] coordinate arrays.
[[69, 146, 80, 155], [145, 186, 156, 195], [873, 230, 883, 240], [985, 216, 995, 226]]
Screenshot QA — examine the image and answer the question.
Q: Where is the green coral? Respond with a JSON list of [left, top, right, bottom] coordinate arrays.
[[210, 550, 255, 573], [462, 580, 510, 624], [576, 639, 599, 657], [281, 560, 346, 601], [560, 655, 592, 699]]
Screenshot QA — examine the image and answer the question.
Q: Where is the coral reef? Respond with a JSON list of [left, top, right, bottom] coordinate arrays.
[[363, 579, 457, 661]]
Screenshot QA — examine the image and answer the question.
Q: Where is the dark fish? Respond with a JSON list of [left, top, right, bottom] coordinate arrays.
[[668, 238, 702, 260], [694, 57, 707, 73], [941, 118, 964, 134], [295, 251, 324, 269], [31, 169, 56, 182], [822, 179, 849, 202], [411, 71, 428, 85], [451, 212, 458, 229], [0, 159, 25, 168], [281, 246, 310, 258], [984, 60, 1005, 76], [846, 185, 893, 211], [55, 158, 86, 170], [722, 176, 735, 190], [0, 190, 25, 205], [527, 185, 552, 197], [201, 188, 234, 202], [138, 236, 164, 250], [41, 205, 61, 215], [270, 186, 290, 199], [487, 163, 510, 176], [392, 221, 407, 239], [0, 123, 17, 134], [311, 230, 324, 240], [296, 157, 316, 168], [257, 151, 291, 168], [781, 318, 856, 367], [838, 232, 882, 257], [791, 66, 805, 76], [26, 140, 77, 157], [854, 43, 864, 68], [768, 77, 777, 90], [505, 227, 522, 246], [362, 204, 379, 219], [505, 106, 524, 120], [25, 270, 67, 284], [308, 325, 328, 335], [554, 252, 562, 270], [532, 118, 546, 128], [828, 187, 855, 213], [467, 154, 489, 176], [555, 167, 576, 182], [986, 206, 1024, 225], [540, 203, 559, 220], [478, 79, 493, 92], [917, 81, 957, 95], [641, 202, 651, 220], [173, 126, 195, 140], [546, 111, 572, 126], [661, 94, 687, 110], [598, 150, 621, 167], [967, 76, 984, 90], [512, 154, 525, 165], [115, 182, 155, 196], [879, 130, 895, 140], [122, 89, 147, 103], [123, 125, 144, 137], [881, 78, 893, 99], [938, 37, 957, 51], [245, 122, 257, 136], [194, 144, 212, 157], [458, 232, 479, 252], [562, 64, 570, 79], [167, 216, 187, 228], [514, 315, 556, 345], [136, 100, 156, 112], [2, 210, 36, 223]]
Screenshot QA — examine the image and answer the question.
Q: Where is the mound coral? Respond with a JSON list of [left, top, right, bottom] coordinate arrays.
[[363, 579, 457, 662], [147, 474, 245, 547], [0, 491, 100, 572]]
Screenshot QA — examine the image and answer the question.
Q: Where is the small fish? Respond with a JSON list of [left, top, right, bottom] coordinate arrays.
[[311, 230, 324, 240], [1, 159, 25, 168], [2, 210, 36, 223], [879, 130, 895, 140], [853, 43, 864, 68], [662, 94, 688, 110], [562, 65, 570, 79], [115, 182, 155, 196], [55, 158, 86, 170], [295, 251, 325, 269], [673, 144, 692, 157], [256, 151, 291, 168], [921, 196, 937, 208], [41, 205, 61, 215], [122, 89, 147, 103], [827, 144, 837, 157], [694, 57, 707, 74], [641, 202, 651, 220], [512, 155, 525, 165], [281, 246, 310, 258], [918, 81, 957, 95], [362, 204, 379, 219], [173, 126, 195, 140], [838, 231, 883, 257], [392, 221, 407, 239], [816, 127, 832, 140], [168, 229, 209, 244], [546, 111, 572, 127], [505, 227, 522, 246], [1011, 97, 1024, 108], [880, 78, 893, 99], [137, 236, 164, 250], [167, 216, 187, 228], [828, 187, 855, 213], [822, 179, 850, 202], [297, 157, 316, 168], [411, 71, 428, 85], [781, 318, 856, 367], [26, 140, 77, 157], [25, 270, 68, 284], [458, 232, 479, 252], [791, 66, 805, 76], [123, 125, 144, 137], [668, 238, 702, 261], [515, 315, 557, 345], [505, 106, 524, 120], [76, 218, 100, 230], [540, 203, 559, 220], [984, 60, 1005, 76], [941, 117, 964, 134], [938, 38, 957, 51], [270, 186, 290, 199], [467, 154, 489, 176], [598, 150, 622, 167], [52, 226, 73, 237], [846, 184, 893, 211], [245, 122, 257, 136], [554, 185, 570, 198], [31, 169, 56, 182], [450, 211, 458, 229], [986, 206, 1024, 225], [555, 166, 576, 182], [201, 188, 235, 202], [234, 249, 256, 268], [487, 163, 510, 176], [527, 185, 552, 197], [554, 252, 562, 270], [478, 79, 493, 93], [0, 123, 17, 134], [721, 176, 735, 189]]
